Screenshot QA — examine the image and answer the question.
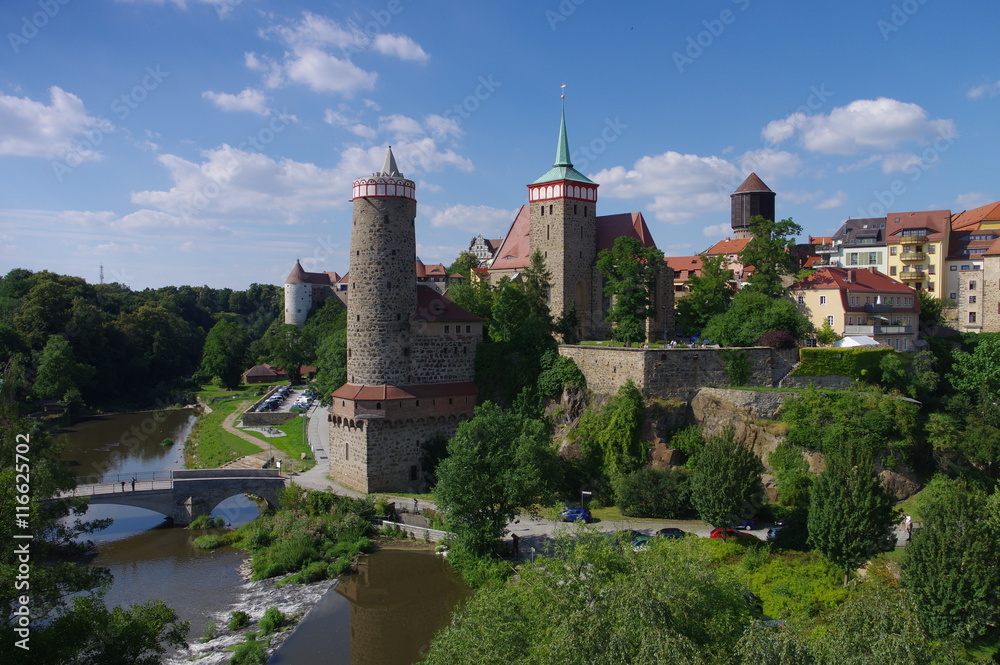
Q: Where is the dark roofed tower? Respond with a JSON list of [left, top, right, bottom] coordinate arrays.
[[528, 104, 599, 338], [347, 147, 417, 385], [731, 172, 775, 239]]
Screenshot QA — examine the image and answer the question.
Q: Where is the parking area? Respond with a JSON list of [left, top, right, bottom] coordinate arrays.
[[249, 386, 318, 414]]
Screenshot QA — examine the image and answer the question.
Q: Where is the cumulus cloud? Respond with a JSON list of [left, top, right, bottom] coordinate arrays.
[[701, 223, 732, 238], [324, 109, 376, 139], [967, 80, 1000, 99], [816, 191, 848, 210], [114, 0, 243, 18], [0, 86, 107, 161], [952, 192, 995, 210], [762, 98, 956, 155], [592, 151, 740, 224], [251, 12, 429, 96], [736, 149, 802, 179], [202, 88, 269, 115], [880, 152, 924, 174], [428, 205, 518, 235]]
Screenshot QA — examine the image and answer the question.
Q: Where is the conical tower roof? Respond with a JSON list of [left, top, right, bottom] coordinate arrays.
[[734, 172, 773, 194], [378, 146, 402, 177], [285, 259, 308, 284], [532, 104, 594, 185]]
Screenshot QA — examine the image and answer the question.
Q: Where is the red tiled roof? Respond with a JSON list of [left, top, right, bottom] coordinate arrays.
[[789, 266, 916, 295], [489, 206, 532, 271], [413, 285, 482, 322], [808, 236, 834, 245], [332, 381, 477, 401], [595, 212, 656, 252], [951, 201, 1000, 231], [734, 172, 773, 194], [885, 210, 950, 242], [664, 255, 703, 281], [983, 238, 1000, 257], [704, 237, 751, 256], [803, 256, 822, 268], [243, 364, 282, 378]]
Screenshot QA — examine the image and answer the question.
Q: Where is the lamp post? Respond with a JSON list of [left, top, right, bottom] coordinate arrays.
[[580, 490, 592, 509]]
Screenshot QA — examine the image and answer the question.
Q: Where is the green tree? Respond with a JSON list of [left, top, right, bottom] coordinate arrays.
[[702, 290, 812, 347], [434, 402, 560, 554], [902, 478, 1000, 639], [596, 236, 664, 346], [310, 327, 347, 406], [738, 215, 803, 298], [258, 323, 311, 384], [198, 320, 249, 390], [32, 334, 96, 402], [689, 428, 764, 528], [948, 333, 1000, 398], [807, 445, 897, 586], [615, 466, 692, 518], [814, 320, 840, 345], [447, 250, 481, 279], [676, 254, 734, 335], [916, 289, 950, 332], [768, 442, 813, 510], [573, 380, 647, 498]]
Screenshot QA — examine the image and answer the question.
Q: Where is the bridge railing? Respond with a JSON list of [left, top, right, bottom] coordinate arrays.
[[62, 477, 174, 498], [74, 470, 174, 486]]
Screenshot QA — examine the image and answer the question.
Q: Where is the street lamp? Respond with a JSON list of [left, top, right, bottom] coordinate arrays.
[[580, 490, 592, 509]]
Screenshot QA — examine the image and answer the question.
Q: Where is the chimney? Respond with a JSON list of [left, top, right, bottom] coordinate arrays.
[[847, 269, 857, 282]]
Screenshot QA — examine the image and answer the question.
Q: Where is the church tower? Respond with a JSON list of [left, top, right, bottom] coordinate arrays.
[[528, 105, 599, 337], [329, 147, 481, 493], [730, 172, 776, 239]]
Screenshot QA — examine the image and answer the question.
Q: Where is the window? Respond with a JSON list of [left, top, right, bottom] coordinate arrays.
[[950, 265, 957, 271], [444, 325, 450, 333], [865, 297, 871, 304], [961, 265, 970, 270], [969, 312, 977, 324], [969, 296, 977, 304], [950, 292, 957, 299], [848, 316, 854, 325], [827, 315, 835, 327], [928, 282, 934, 291], [848, 253, 858, 266], [869, 252, 880, 264], [973, 265, 981, 270], [819, 295, 827, 305], [928, 266, 935, 274], [850, 296, 859, 306], [928, 245, 935, 254], [890, 266, 897, 275], [969, 281, 977, 290], [466, 325, 471, 333], [890, 247, 897, 255], [885, 297, 893, 305], [797, 295, 805, 305]]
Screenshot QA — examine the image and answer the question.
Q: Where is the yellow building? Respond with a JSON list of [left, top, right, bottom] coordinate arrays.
[[883, 210, 950, 296], [788, 266, 920, 351]]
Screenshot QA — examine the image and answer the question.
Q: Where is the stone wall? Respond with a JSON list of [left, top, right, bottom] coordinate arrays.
[[409, 331, 478, 385], [984, 256, 1000, 333], [558, 345, 798, 401]]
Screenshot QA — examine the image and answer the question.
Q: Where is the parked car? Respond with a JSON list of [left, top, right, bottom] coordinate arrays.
[[735, 520, 756, 531], [560, 507, 591, 523], [655, 527, 686, 539], [766, 526, 784, 542], [710, 527, 747, 539], [630, 534, 653, 551]]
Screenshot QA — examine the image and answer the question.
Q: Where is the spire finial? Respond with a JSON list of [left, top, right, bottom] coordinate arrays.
[[560, 82, 566, 100], [554, 89, 572, 168]]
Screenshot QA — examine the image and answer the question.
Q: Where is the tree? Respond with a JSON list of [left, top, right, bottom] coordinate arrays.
[[198, 320, 249, 390], [807, 444, 897, 586], [434, 402, 560, 554], [258, 323, 311, 384], [310, 328, 347, 406], [676, 254, 734, 335], [596, 236, 664, 346], [738, 215, 803, 298], [572, 380, 647, 499], [948, 333, 1000, 398], [916, 289, 950, 332], [814, 320, 840, 345], [615, 466, 692, 519], [702, 289, 812, 347], [447, 250, 481, 280], [902, 478, 1000, 639], [689, 428, 764, 528], [32, 334, 96, 402]]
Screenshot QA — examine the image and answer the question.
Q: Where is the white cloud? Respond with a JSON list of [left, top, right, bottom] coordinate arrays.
[[284, 47, 376, 95], [781, 190, 824, 205], [737, 149, 801, 179], [114, 0, 243, 18], [816, 191, 848, 210], [428, 204, 518, 235], [94, 241, 156, 254], [0, 86, 107, 160], [952, 192, 995, 210], [702, 223, 732, 238], [380, 114, 424, 138], [324, 109, 376, 139], [372, 34, 429, 62], [592, 151, 740, 224], [880, 152, 923, 174], [202, 88, 269, 115], [762, 98, 956, 155], [837, 155, 882, 173], [967, 80, 1000, 100], [425, 114, 462, 140]]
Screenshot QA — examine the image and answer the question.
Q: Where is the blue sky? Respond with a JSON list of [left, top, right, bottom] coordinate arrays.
[[1, 0, 998, 290]]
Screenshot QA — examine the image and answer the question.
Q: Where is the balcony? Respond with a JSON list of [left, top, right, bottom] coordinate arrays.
[[864, 303, 893, 313], [844, 324, 913, 336], [900, 252, 925, 262], [815, 244, 837, 254], [900, 235, 927, 245], [898, 271, 925, 281]]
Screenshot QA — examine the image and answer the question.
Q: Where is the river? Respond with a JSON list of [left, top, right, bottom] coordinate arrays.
[[58, 409, 469, 664]]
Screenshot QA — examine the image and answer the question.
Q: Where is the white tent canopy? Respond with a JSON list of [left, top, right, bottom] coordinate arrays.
[[832, 335, 882, 348]]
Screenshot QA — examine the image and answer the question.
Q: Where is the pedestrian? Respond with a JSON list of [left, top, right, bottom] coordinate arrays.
[[413, 498, 419, 513], [905, 514, 912, 540], [131, 477, 136, 492], [121, 481, 126, 492]]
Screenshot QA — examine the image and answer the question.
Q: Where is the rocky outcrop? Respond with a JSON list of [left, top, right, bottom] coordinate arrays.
[[878, 466, 922, 501], [689, 388, 800, 471]]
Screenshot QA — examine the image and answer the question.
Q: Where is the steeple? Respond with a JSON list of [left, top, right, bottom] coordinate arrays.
[[378, 145, 401, 177], [554, 103, 572, 168]]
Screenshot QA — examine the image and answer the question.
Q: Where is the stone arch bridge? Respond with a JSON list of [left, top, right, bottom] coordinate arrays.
[[61, 469, 286, 526]]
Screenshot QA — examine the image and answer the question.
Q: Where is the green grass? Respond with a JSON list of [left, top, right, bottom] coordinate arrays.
[[187, 394, 262, 468], [240, 418, 315, 471]]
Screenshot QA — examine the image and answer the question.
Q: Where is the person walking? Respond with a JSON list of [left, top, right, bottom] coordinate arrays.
[[905, 514, 912, 540], [131, 477, 136, 492], [413, 498, 419, 513]]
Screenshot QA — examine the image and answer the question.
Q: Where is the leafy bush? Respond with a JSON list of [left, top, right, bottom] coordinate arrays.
[[190, 514, 225, 530], [793, 347, 893, 380], [228, 610, 250, 631], [720, 349, 750, 386], [229, 634, 266, 665], [536, 350, 585, 398], [201, 620, 217, 643], [668, 426, 705, 466], [615, 466, 692, 518], [745, 551, 848, 622], [258, 607, 286, 634], [756, 329, 797, 349], [193, 534, 224, 549]]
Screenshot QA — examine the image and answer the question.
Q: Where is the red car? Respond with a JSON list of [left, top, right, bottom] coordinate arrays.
[[709, 527, 747, 539]]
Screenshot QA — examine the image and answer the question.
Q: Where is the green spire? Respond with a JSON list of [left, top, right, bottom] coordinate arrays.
[[554, 102, 572, 167]]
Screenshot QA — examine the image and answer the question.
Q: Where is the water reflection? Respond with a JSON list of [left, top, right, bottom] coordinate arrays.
[[270, 547, 469, 665]]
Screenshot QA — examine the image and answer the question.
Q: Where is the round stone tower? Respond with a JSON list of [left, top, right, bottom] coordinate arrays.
[[347, 147, 417, 386], [731, 172, 776, 239]]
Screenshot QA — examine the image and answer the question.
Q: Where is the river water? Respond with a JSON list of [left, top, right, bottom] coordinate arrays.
[[59, 410, 469, 663]]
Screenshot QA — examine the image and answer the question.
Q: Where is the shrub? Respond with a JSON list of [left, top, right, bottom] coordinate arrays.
[[229, 634, 266, 665], [201, 620, 217, 643], [190, 514, 225, 530], [228, 610, 250, 631], [258, 607, 286, 634], [537, 351, 585, 398], [193, 534, 224, 549], [756, 329, 797, 349], [615, 466, 692, 519]]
